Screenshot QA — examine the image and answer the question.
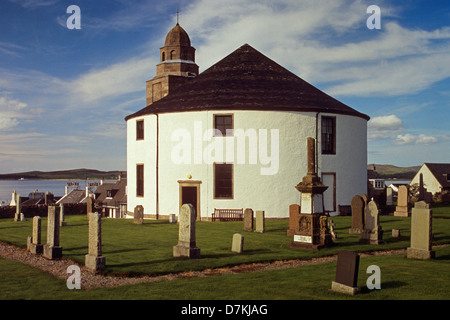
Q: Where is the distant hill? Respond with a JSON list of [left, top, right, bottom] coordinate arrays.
[[368, 164, 420, 180], [0, 169, 126, 180]]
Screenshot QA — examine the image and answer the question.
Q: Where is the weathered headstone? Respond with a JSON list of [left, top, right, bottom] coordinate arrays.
[[349, 195, 365, 234], [60, 204, 67, 227], [29, 216, 43, 254], [407, 201, 435, 260], [243, 208, 254, 231], [231, 233, 244, 253], [43, 206, 62, 260], [255, 210, 265, 233], [134, 205, 144, 224], [85, 212, 106, 272], [328, 219, 337, 240], [173, 204, 200, 259], [331, 250, 361, 295], [360, 200, 383, 244], [386, 187, 393, 205], [287, 204, 300, 236], [394, 185, 409, 217], [169, 213, 176, 223], [14, 194, 23, 222]]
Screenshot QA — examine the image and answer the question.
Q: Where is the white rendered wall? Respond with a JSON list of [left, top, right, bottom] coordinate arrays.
[[127, 110, 368, 218], [410, 165, 442, 194]]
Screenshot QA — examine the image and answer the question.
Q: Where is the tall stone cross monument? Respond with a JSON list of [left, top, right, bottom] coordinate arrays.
[[290, 137, 333, 249]]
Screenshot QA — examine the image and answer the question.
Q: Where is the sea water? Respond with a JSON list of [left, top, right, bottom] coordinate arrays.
[[0, 179, 109, 205]]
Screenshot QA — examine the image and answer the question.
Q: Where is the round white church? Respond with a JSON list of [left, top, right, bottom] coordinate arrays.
[[125, 23, 370, 220]]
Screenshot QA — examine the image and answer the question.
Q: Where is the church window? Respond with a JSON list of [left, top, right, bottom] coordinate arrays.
[[136, 120, 144, 140], [214, 114, 233, 136], [170, 50, 176, 60], [136, 164, 144, 197], [214, 163, 233, 199], [321, 116, 336, 154], [161, 52, 165, 61]]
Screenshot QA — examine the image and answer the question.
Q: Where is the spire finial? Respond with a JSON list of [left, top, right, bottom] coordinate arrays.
[[176, 8, 180, 24]]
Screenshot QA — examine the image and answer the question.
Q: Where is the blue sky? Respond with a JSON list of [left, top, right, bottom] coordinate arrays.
[[0, 0, 449, 173]]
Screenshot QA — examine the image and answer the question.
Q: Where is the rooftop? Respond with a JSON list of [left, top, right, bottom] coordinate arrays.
[[126, 44, 369, 121]]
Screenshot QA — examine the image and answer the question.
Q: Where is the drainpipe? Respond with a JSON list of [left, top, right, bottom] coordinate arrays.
[[156, 113, 159, 220]]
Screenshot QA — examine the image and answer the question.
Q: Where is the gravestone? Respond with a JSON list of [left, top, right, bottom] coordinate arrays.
[[169, 214, 176, 223], [173, 204, 200, 259], [287, 204, 300, 236], [134, 205, 144, 224], [29, 216, 43, 255], [407, 201, 435, 260], [14, 194, 23, 222], [349, 195, 365, 234], [386, 187, 393, 205], [360, 200, 383, 244], [255, 210, 265, 233], [60, 204, 67, 227], [43, 206, 62, 260], [392, 229, 401, 238], [85, 212, 106, 272], [394, 185, 409, 217], [243, 208, 254, 231], [328, 219, 337, 240], [231, 233, 244, 253], [331, 250, 361, 295]]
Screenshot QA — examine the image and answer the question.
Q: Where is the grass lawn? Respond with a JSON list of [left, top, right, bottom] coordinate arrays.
[[0, 206, 449, 301]]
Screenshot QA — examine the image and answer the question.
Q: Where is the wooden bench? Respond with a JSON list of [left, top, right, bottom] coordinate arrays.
[[211, 208, 244, 221], [338, 205, 352, 216]]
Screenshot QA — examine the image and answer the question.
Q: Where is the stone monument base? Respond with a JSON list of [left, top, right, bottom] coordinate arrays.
[[29, 243, 43, 255], [360, 229, 384, 245], [394, 207, 409, 217], [330, 281, 361, 295], [406, 247, 435, 260], [349, 228, 363, 234], [173, 244, 201, 259], [85, 254, 106, 272], [43, 245, 62, 260]]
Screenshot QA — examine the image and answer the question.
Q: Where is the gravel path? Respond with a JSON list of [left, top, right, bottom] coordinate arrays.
[[0, 241, 439, 290]]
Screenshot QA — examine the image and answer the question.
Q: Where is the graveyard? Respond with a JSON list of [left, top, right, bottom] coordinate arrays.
[[0, 203, 449, 300]]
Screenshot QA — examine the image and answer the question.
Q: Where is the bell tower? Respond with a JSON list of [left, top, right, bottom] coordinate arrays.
[[146, 23, 199, 105]]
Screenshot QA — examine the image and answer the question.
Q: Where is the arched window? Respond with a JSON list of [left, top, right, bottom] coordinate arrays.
[[161, 52, 165, 61], [170, 50, 175, 60]]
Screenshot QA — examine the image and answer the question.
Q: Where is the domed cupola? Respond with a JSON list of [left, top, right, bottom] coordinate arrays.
[[145, 23, 199, 106]]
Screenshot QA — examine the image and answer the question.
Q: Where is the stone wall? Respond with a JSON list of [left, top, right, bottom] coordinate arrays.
[[0, 203, 87, 219]]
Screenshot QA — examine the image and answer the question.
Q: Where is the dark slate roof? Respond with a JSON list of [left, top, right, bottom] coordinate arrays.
[[424, 163, 450, 189], [95, 179, 127, 206], [58, 189, 86, 204], [126, 44, 369, 121]]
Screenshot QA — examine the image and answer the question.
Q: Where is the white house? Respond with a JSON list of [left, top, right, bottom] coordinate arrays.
[[410, 163, 450, 195], [125, 23, 370, 220]]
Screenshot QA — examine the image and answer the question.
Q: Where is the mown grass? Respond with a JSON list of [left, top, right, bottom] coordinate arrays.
[[0, 206, 449, 300]]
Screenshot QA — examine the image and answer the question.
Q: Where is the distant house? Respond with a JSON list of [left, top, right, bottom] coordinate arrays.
[[22, 191, 57, 206], [410, 163, 450, 194], [56, 181, 102, 205], [94, 179, 127, 218]]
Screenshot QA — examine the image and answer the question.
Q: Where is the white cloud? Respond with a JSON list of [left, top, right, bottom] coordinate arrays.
[[394, 133, 439, 145], [368, 114, 403, 140]]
